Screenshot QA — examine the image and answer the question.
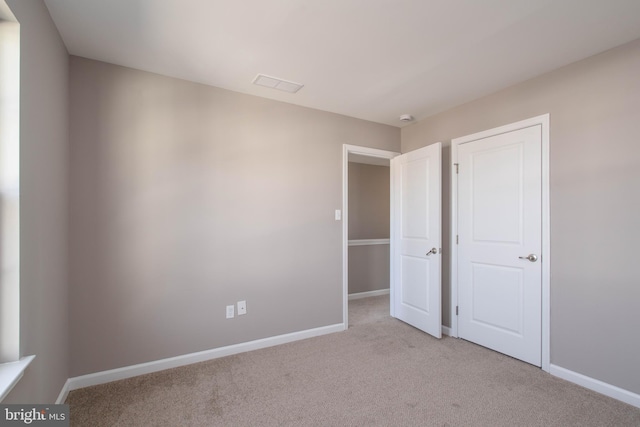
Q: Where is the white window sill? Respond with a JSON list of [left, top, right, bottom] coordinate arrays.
[[0, 355, 35, 402]]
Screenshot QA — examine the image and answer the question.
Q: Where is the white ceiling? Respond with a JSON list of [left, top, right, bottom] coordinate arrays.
[[44, 0, 640, 128]]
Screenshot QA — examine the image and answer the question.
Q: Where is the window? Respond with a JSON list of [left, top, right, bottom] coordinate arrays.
[[0, 2, 32, 402]]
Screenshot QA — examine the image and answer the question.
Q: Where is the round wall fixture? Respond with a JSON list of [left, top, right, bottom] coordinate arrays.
[[399, 114, 414, 122]]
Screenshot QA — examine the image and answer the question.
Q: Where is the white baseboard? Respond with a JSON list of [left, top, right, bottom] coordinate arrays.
[[57, 326, 640, 410], [550, 364, 640, 408], [65, 323, 344, 392], [56, 379, 70, 404], [348, 289, 390, 300]]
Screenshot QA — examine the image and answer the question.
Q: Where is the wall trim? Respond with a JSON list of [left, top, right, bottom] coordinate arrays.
[[348, 289, 390, 300], [348, 238, 390, 246], [65, 323, 344, 392], [55, 379, 70, 404], [550, 364, 640, 409], [57, 335, 640, 410]]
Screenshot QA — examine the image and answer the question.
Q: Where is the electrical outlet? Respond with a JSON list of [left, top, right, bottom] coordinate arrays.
[[226, 305, 234, 319], [237, 300, 247, 315]]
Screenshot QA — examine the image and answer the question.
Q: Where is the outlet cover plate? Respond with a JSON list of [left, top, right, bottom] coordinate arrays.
[[237, 300, 247, 315], [226, 305, 234, 319]]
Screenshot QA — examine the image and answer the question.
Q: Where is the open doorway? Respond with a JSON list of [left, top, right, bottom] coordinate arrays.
[[342, 145, 399, 328]]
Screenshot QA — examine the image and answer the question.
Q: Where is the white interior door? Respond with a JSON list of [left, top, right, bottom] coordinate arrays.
[[391, 143, 441, 338], [457, 125, 542, 366]]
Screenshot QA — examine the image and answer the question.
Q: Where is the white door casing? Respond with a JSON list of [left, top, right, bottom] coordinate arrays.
[[391, 143, 442, 338], [451, 115, 550, 371], [342, 145, 399, 329]]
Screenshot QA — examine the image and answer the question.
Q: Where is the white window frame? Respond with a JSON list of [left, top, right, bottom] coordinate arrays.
[[0, 1, 35, 402]]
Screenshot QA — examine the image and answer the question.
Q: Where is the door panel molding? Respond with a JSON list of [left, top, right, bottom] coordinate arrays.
[[391, 142, 442, 338], [451, 114, 550, 372]]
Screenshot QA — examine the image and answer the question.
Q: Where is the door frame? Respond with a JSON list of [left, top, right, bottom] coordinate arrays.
[[342, 144, 400, 329], [450, 114, 551, 372]]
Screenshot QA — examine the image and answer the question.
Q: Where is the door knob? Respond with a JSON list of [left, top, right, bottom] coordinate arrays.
[[426, 248, 437, 256], [519, 254, 538, 262]]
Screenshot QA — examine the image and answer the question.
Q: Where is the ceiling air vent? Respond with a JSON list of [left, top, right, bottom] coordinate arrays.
[[253, 74, 304, 93]]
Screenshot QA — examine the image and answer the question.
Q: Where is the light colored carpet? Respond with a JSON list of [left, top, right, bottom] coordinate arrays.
[[67, 295, 640, 426]]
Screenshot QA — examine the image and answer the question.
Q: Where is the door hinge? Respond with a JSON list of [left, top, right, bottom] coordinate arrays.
[[456, 306, 459, 316], [456, 235, 459, 244], [454, 163, 459, 174]]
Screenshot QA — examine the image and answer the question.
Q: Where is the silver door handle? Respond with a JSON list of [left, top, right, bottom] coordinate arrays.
[[426, 248, 437, 256], [519, 254, 538, 262]]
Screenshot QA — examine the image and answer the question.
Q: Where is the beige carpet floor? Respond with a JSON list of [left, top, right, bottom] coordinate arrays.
[[67, 295, 640, 426]]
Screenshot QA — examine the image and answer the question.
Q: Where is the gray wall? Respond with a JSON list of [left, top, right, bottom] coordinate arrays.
[[348, 163, 390, 294], [68, 57, 400, 376], [348, 245, 389, 295], [4, 0, 69, 403], [402, 39, 640, 395], [348, 163, 390, 240]]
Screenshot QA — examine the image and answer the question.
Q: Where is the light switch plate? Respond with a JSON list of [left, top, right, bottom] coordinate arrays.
[[335, 210, 341, 221], [226, 305, 234, 319]]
